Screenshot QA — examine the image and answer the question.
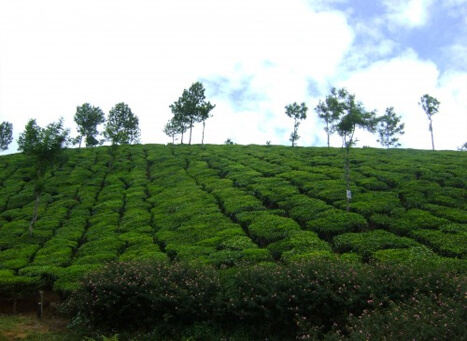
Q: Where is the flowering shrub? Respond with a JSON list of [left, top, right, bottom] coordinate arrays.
[[65, 261, 220, 333], [308, 294, 466, 340], [58, 256, 467, 339]]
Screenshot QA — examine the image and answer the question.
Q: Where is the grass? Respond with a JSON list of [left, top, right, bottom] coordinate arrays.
[[0, 314, 73, 341]]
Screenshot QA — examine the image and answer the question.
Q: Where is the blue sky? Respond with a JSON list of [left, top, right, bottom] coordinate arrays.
[[0, 0, 466, 153]]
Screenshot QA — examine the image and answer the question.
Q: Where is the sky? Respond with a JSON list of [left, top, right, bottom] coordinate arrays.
[[0, 0, 466, 154]]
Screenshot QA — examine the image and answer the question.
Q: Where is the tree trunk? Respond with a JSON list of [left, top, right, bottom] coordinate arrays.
[[201, 121, 206, 145], [344, 129, 355, 212], [326, 121, 330, 148], [29, 191, 41, 236], [188, 119, 193, 145], [344, 146, 350, 212], [429, 119, 435, 150]]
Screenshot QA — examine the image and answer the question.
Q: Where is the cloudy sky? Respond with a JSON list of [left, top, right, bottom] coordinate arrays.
[[0, 0, 466, 153]]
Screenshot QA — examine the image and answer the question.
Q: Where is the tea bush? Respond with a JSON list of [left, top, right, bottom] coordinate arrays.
[[118, 243, 167, 262], [277, 194, 332, 225], [248, 214, 301, 246], [278, 170, 329, 192], [333, 230, 420, 260], [30, 238, 76, 266], [355, 176, 389, 191], [424, 203, 467, 223], [248, 177, 299, 204], [0, 244, 39, 270], [268, 230, 331, 260], [349, 191, 401, 217], [0, 271, 41, 300], [307, 209, 368, 240], [389, 208, 450, 235], [410, 228, 467, 258], [212, 187, 265, 216]]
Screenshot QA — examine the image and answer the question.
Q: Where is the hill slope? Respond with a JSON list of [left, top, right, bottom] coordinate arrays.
[[0, 144, 466, 292]]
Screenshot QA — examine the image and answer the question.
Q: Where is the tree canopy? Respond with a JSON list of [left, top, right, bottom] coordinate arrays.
[[168, 82, 215, 145], [419, 94, 440, 150], [74, 103, 106, 148], [314, 87, 346, 147], [104, 102, 141, 145], [335, 89, 377, 150], [0, 121, 13, 151], [376, 107, 405, 148], [285, 102, 308, 147]]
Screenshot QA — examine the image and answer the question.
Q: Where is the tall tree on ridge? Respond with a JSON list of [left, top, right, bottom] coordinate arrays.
[[0, 121, 13, 150], [169, 82, 215, 145], [315, 87, 346, 147], [285, 102, 308, 147], [168, 99, 190, 144], [163, 118, 181, 144], [332, 88, 377, 211], [104, 102, 141, 145], [376, 107, 405, 148], [419, 94, 440, 150], [74, 103, 105, 148]]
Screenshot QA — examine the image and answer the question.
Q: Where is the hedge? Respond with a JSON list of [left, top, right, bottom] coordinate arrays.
[[333, 229, 420, 260], [372, 246, 467, 272], [248, 177, 299, 204], [277, 194, 331, 225], [389, 208, 451, 235], [349, 191, 402, 217], [248, 214, 301, 247], [424, 204, 467, 223], [118, 243, 167, 262], [410, 229, 467, 258], [307, 209, 369, 240], [0, 273, 41, 299], [0, 245, 39, 270], [267, 230, 332, 261]]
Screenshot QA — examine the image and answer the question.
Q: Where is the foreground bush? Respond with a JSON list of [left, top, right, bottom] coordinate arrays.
[[63, 259, 466, 340], [64, 261, 220, 334], [300, 294, 466, 340]]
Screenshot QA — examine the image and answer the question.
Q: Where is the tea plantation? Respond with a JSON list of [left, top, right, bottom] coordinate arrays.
[[0, 144, 465, 340]]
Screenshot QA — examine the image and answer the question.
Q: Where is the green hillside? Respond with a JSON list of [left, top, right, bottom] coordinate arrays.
[[0, 144, 466, 339]]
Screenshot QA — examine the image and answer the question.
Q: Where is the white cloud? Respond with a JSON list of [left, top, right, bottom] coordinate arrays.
[[382, 0, 434, 29]]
